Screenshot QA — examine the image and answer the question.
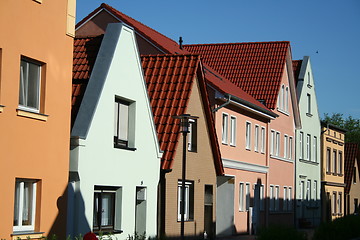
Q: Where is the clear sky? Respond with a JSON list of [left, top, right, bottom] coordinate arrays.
[[76, 0, 360, 119]]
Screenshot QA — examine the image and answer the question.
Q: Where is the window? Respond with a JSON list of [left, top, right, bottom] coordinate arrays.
[[281, 85, 285, 109], [269, 185, 274, 211], [66, 0, 76, 37], [261, 127, 266, 153], [275, 132, 280, 156], [114, 98, 132, 149], [188, 119, 197, 152], [354, 167, 357, 184], [178, 181, 194, 221], [313, 180, 318, 203], [333, 150, 337, 174], [19, 58, 42, 112], [288, 187, 293, 210], [245, 183, 250, 211], [289, 137, 293, 160], [283, 187, 288, 211], [307, 94, 311, 115], [299, 132, 304, 159], [300, 181, 304, 200], [354, 199, 358, 214], [326, 148, 331, 174], [222, 113, 228, 144], [306, 180, 311, 203], [275, 186, 280, 211], [230, 116, 236, 146], [285, 87, 289, 112], [313, 136, 317, 162], [307, 72, 311, 86], [338, 192, 342, 215], [245, 122, 251, 150], [254, 125, 259, 152], [13, 179, 37, 232], [284, 135, 288, 158], [270, 130, 275, 155], [306, 134, 311, 160], [332, 192, 337, 215], [260, 184, 265, 211], [239, 182, 244, 211], [338, 151, 342, 175]]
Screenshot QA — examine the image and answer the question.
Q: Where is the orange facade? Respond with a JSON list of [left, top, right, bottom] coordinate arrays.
[[0, 0, 74, 238]]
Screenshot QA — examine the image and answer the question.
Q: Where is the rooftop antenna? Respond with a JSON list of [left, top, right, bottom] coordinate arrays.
[[179, 36, 183, 49]]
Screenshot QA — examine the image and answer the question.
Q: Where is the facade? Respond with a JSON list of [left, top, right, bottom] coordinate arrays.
[[320, 122, 346, 222], [0, 0, 75, 239], [185, 42, 301, 227], [293, 57, 321, 227], [344, 143, 360, 215], [68, 24, 162, 239]]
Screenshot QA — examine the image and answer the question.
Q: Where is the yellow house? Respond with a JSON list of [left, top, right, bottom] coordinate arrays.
[[0, 0, 75, 239], [320, 122, 346, 222]]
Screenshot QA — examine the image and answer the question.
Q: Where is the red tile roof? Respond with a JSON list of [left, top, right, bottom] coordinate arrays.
[[345, 143, 360, 194], [292, 60, 302, 86], [141, 54, 223, 174], [184, 42, 291, 109], [72, 35, 103, 126]]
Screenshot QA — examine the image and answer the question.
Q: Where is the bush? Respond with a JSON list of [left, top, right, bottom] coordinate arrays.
[[257, 225, 307, 240], [313, 214, 360, 240]]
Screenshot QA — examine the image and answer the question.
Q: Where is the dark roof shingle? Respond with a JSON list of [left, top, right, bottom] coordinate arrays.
[[345, 143, 360, 194]]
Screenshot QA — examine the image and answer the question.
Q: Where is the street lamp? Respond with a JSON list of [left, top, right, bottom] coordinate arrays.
[[173, 114, 198, 240]]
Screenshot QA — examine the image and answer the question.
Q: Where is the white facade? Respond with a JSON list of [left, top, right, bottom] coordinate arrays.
[[68, 23, 162, 239], [295, 56, 321, 227]]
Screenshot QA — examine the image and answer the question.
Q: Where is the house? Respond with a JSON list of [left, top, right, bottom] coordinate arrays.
[[185, 42, 301, 227], [293, 57, 321, 227], [344, 143, 360, 215], [320, 122, 346, 222], [0, 0, 75, 238], [68, 23, 162, 239], [141, 54, 223, 238]]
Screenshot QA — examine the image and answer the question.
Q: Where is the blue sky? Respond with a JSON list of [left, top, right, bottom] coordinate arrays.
[[76, 0, 360, 119]]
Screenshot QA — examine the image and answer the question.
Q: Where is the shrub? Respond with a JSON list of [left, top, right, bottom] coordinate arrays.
[[257, 225, 307, 240]]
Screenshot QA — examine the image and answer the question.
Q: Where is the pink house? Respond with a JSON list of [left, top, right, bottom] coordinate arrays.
[[185, 42, 301, 229]]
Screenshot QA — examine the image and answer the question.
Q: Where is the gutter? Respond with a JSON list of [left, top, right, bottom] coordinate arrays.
[[212, 95, 231, 112]]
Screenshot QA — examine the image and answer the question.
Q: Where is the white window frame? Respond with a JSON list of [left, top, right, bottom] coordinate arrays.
[[19, 58, 42, 113], [299, 132, 304, 159], [275, 185, 280, 211], [288, 187, 292, 210], [285, 86, 289, 112], [306, 134, 311, 160], [239, 182, 244, 211], [306, 180, 311, 202], [245, 121, 251, 150], [261, 127, 266, 153], [307, 93, 311, 115], [254, 125, 259, 152], [313, 136, 317, 162], [284, 135, 288, 158], [275, 132, 280, 156], [13, 180, 37, 232], [289, 136, 293, 160], [313, 180, 318, 203], [188, 119, 197, 152], [338, 151, 343, 175], [281, 85, 285, 110], [230, 116, 236, 146], [269, 185, 274, 211], [270, 130, 275, 155], [245, 183, 251, 211], [222, 113, 229, 144], [260, 184, 265, 211], [177, 181, 193, 221], [300, 181, 304, 200], [283, 186, 288, 211]]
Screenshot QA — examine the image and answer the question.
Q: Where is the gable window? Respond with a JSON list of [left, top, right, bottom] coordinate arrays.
[[19, 57, 42, 113], [306, 134, 311, 160], [338, 151, 342, 175], [114, 98, 135, 149], [307, 94, 312, 116], [307, 72, 311, 87], [245, 122, 251, 150], [93, 186, 122, 232], [177, 181, 194, 221], [188, 119, 197, 152], [230, 116, 236, 146], [299, 132, 303, 159], [261, 127, 266, 153], [222, 113, 228, 144], [254, 125, 259, 152], [326, 148, 331, 174], [13, 179, 37, 232]]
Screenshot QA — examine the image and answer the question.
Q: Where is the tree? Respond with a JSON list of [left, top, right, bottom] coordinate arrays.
[[322, 113, 360, 145]]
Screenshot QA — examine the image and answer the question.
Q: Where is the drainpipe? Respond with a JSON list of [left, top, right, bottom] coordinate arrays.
[[212, 95, 231, 112]]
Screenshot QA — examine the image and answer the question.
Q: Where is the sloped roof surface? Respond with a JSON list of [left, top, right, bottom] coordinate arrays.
[[72, 35, 103, 126], [292, 60, 302, 86], [184, 42, 290, 109], [345, 143, 360, 194]]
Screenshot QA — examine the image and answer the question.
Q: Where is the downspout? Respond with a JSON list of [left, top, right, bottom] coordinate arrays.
[[212, 95, 231, 112]]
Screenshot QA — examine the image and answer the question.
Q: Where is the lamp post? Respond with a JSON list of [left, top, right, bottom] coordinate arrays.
[[173, 114, 198, 240]]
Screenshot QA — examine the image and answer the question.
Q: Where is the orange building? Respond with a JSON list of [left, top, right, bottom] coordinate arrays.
[[0, 0, 75, 239]]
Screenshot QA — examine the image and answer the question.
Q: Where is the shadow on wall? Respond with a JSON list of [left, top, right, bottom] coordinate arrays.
[[48, 182, 91, 239]]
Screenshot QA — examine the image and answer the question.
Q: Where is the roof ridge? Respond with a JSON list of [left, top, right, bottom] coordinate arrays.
[[74, 34, 104, 40], [184, 41, 290, 47]]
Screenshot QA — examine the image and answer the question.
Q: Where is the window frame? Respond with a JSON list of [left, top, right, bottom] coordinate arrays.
[[333, 149, 337, 174], [284, 135, 288, 158], [299, 132, 304, 159], [13, 179, 37, 232], [289, 136, 293, 160], [275, 132, 280, 156], [261, 127, 266, 154], [338, 151, 343, 175], [270, 130, 275, 155], [245, 183, 251, 211], [93, 188, 117, 232], [313, 136, 317, 162], [245, 121, 251, 150], [177, 181, 194, 221], [326, 148, 331, 174], [254, 125, 259, 152], [306, 134, 311, 160], [222, 113, 229, 144], [239, 182, 244, 212], [188, 119, 197, 152], [230, 116, 236, 146]]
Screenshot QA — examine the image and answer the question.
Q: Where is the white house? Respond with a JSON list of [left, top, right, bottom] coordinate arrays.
[[67, 23, 162, 239]]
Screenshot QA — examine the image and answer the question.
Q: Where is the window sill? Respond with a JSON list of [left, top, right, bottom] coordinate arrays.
[[94, 230, 123, 235], [0, 105, 4, 113], [17, 109, 48, 121], [277, 108, 290, 116], [246, 147, 251, 151], [222, 142, 228, 145], [306, 113, 313, 117], [270, 154, 293, 163], [114, 145, 137, 151], [11, 232, 44, 240], [299, 159, 319, 165], [32, 0, 42, 3], [307, 84, 312, 89]]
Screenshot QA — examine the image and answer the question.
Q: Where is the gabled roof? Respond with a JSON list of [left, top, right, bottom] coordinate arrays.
[[76, 4, 274, 118], [141, 54, 223, 175], [345, 143, 360, 194], [292, 60, 302, 86], [72, 35, 103, 126], [184, 42, 291, 109]]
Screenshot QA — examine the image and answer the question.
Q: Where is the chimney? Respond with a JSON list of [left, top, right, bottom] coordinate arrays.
[[179, 36, 183, 50]]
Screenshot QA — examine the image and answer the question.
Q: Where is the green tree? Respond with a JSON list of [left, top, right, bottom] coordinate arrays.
[[322, 113, 360, 144]]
